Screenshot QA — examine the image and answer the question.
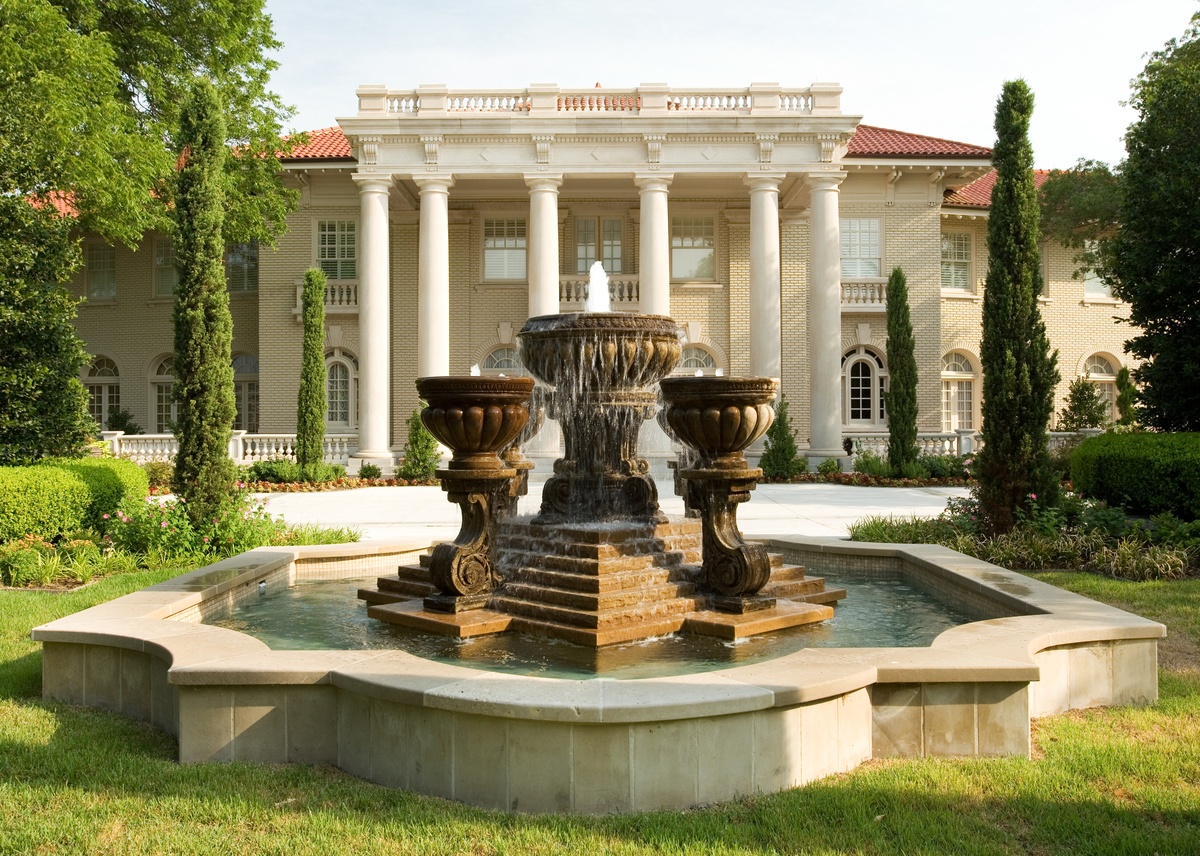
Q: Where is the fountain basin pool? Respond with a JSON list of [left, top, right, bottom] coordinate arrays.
[[34, 536, 1164, 813]]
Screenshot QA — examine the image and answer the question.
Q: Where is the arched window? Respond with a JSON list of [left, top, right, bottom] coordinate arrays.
[[1083, 354, 1118, 422], [481, 346, 521, 373], [842, 346, 888, 427], [232, 354, 259, 433], [85, 357, 120, 429], [325, 349, 359, 429], [941, 352, 978, 432], [151, 357, 177, 433], [674, 345, 719, 376]]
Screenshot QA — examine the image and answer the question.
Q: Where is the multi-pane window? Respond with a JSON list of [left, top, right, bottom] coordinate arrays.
[[680, 346, 717, 374], [87, 245, 117, 299], [840, 218, 881, 278], [941, 352, 976, 431], [225, 241, 259, 292], [326, 349, 358, 428], [318, 221, 357, 280], [670, 216, 716, 281], [842, 346, 887, 425], [941, 232, 972, 290], [575, 217, 624, 274], [482, 347, 520, 372], [483, 218, 527, 280], [1082, 243, 1111, 297], [232, 354, 259, 432], [153, 238, 178, 297], [152, 357, 177, 432], [85, 357, 120, 429], [1084, 354, 1118, 422]]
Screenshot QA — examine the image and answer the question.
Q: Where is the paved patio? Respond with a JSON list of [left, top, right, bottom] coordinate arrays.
[[261, 481, 971, 543]]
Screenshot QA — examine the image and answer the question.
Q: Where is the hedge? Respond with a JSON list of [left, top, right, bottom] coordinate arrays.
[[0, 467, 90, 542], [41, 457, 149, 532], [1071, 432, 1200, 519]]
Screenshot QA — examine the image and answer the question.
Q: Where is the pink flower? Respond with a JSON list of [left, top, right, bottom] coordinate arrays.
[[160, 521, 168, 528], [102, 513, 110, 520], [1030, 493, 1038, 501]]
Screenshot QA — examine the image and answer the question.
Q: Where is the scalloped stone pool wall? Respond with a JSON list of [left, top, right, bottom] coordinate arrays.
[[33, 536, 1164, 813]]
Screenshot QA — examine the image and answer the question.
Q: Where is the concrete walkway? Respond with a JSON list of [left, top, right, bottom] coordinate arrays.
[[261, 480, 970, 543]]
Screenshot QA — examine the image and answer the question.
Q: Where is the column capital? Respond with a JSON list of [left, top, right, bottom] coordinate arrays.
[[633, 173, 674, 192], [524, 174, 564, 192], [805, 170, 847, 193], [744, 173, 786, 192], [351, 173, 395, 192], [413, 173, 456, 192]]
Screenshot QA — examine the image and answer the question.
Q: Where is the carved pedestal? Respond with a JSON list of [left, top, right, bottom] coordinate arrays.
[[425, 470, 516, 613], [681, 467, 773, 611]]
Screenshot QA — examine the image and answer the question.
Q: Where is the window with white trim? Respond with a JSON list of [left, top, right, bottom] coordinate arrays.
[[481, 346, 521, 374], [85, 357, 120, 428], [840, 218, 881, 278], [232, 354, 259, 432], [325, 349, 359, 429], [673, 345, 719, 376], [842, 346, 888, 427], [1082, 242, 1111, 297], [941, 352, 977, 431], [153, 238, 178, 297], [225, 241, 259, 292], [1083, 354, 1118, 422], [483, 218, 527, 281], [670, 216, 716, 281], [941, 232, 972, 290], [151, 357, 177, 432], [317, 221, 357, 280], [575, 216, 624, 274], [86, 244, 116, 299]]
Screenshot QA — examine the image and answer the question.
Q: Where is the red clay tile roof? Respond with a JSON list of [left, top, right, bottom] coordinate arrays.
[[944, 169, 1050, 208], [846, 125, 991, 159], [283, 126, 354, 160]]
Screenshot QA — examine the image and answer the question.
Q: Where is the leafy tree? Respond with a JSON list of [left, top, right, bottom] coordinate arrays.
[[1105, 13, 1200, 430], [759, 394, 803, 479], [976, 80, 1060, 535], [1115, 366, 1137, 427], [399, 406, 441, 481], [1058, 375, 1109, 431], [170, 80, 236, 526], [884, 268, 918, 475], [1038, 160, 1120, 280], [296, 269, 327, 481]]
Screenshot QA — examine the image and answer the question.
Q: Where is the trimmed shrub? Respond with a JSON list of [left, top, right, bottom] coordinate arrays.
[[41, 457, 149, 532], [760, 394, 802, 479], [400, 406, 441, 480], [853, 450, 891, 478], [0, 467, 89, 542], [358, 463, 382, 480], [1071, 432, 1200, 519], [143, 460, 174, 491], [817, 458, 841, 476], [247, 459, 345, 484], [917, 454, 970, 480]]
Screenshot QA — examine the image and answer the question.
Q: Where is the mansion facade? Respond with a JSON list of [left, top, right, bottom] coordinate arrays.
[[68, 82, 1131, 470]]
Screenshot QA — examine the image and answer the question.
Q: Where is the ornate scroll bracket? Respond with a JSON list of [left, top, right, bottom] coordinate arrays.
[[682, 468, 774, 611], [425, 470, 515, 613]]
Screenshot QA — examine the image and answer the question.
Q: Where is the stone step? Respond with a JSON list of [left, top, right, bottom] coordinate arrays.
[[786, 587, 848, 606], [498, 549, 693, 577], [490, 592, 703, 630], [376, 574, 435, 599], [495, 531, 702, 559], [506, 564, 695, 594], [500, 579, 698, 613], [503, 520, 702, 544], [506, 613, 689, 648], [357, 587, 409, 606]]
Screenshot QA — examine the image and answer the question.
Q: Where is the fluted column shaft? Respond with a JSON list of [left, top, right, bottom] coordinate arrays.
[[806, 172, 847, 460], [635, 174, 673, 316], [352, 174, 393, 460], [416, 175, 454, 377], [525, 174, 564, 317], [747, 174, 785, 381]]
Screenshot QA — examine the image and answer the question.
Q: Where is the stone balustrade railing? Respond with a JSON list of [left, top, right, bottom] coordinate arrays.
[[558, 274, 640, 307], [841, 279, 888, 311], [293, 281, 358, 315], [845, 431, 976, 458], [360, 83, 841, 118], [102, 432, 358, 466]]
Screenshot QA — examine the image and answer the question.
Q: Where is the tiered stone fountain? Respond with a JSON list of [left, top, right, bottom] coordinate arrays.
[[362, 291, 844, 647]]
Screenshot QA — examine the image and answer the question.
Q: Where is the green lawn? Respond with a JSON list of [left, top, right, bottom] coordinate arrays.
[[2, 571, 1198, 855]]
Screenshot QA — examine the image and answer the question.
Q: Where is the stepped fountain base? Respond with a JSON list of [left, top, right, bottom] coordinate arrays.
[[359, 517, 844, 647]]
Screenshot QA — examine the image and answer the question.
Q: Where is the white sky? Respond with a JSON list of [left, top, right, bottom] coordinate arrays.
[[264, 0, 1193, 168]]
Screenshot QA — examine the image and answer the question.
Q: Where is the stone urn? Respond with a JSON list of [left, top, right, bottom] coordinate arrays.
[[659, 377, 779, 610], [414, 376, 534, 611]]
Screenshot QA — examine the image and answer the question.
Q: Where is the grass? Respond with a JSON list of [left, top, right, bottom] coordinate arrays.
[[1, 570, 1199, 853]]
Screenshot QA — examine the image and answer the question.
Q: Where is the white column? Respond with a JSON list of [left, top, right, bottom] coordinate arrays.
[[746, 174, 785, 381], [415, 174, 454, 377], [635, 173, 673, 316], [352, 174, 394, 461], [806, 171, 847, 461], [525, 174, 563, 317]]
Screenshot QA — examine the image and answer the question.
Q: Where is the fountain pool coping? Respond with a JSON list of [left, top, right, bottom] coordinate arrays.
[[34, 536, 1164, 814]]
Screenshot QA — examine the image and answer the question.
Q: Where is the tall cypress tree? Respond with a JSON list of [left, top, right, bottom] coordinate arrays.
[[171, 79, 236, 525], [977, 80, 1060, 535], [296, 268, 327, 480], [884, 267, 918, 475]]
